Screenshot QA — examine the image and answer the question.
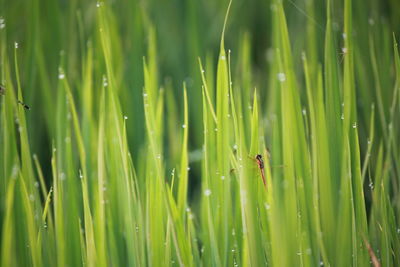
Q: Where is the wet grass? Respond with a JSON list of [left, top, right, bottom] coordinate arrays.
[[0, 0, 399, 266]]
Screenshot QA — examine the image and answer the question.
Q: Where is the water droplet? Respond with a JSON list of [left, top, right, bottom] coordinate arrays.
[[96, 2, 101, 7], [233, 144, 238, 150], [220, 55, 226, 60], [204, 189, 212, 196], [342, 33, 347, 39], [221, 176, 225, 180], [264, 203, 271, 210], [341, 114, 344, 120], [320, 261, 324, 266], [187, 166, 191, 171], [124, 115, 128, 120], [34, 181, 39, 187], [58, 73, 65, 80], [60, 172, 66, 180], [0, 17, 5, 29], [186, 207, 191, 212], [277, 72, 286, 82], [369, 182, 374, 189], [368, 18, 375, 25], [367, 139, 371, 145], [201, 69, 205, 73], [79, 170, 83, 179], [296, 251, 302, 256], [352, 122, 357, 128], [143, 93, 148, 97], [182, 124, 186, 128], [342, 47, 348, 54], [14, 42, 18, 49], [103, 76, 108, 87], [29, 194, 35, 201], [214, 128, 218, 132], [302, 108, 306, 115]]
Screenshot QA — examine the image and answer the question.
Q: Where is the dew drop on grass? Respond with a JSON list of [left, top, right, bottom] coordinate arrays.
[[302, 108, 306, 115], [214, 128, 218, 132], [60, 172, 66, 180], [352, 122, 357, 128], [368, 18, 375, 25], [221, 175, 225, 180], [187, 166, 191, 171], [103, 76, 108, 87], [341, 114, 344, 120], [96, 2, 101, 7], [0, 17, 5, 29], [29, 194, 35, 201], [320, 261, 324, 266], [204, 189, 211, 196], [277, 72, 286, 82], [233, 144, 238, 150], [124, 115, 128, 120], [342, 33, 347, 39], [220, 55, 226, 60], [34, 181, 39, 188], [342, 47, 348, 54], [264, 203, 271, 210], [14, 42, 18, 49], [369, 182, 374, 189], [58, 73, 65, 80], [182, 124, 186, 128], [143, 93, 148, 97]]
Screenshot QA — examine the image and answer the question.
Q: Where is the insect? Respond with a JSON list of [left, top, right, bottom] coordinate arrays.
[[0, 84, 30, 110], [255, 154, 266, 188]]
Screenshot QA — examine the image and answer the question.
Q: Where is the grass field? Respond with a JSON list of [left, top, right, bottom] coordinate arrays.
[[1, 0, 400, 266]]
